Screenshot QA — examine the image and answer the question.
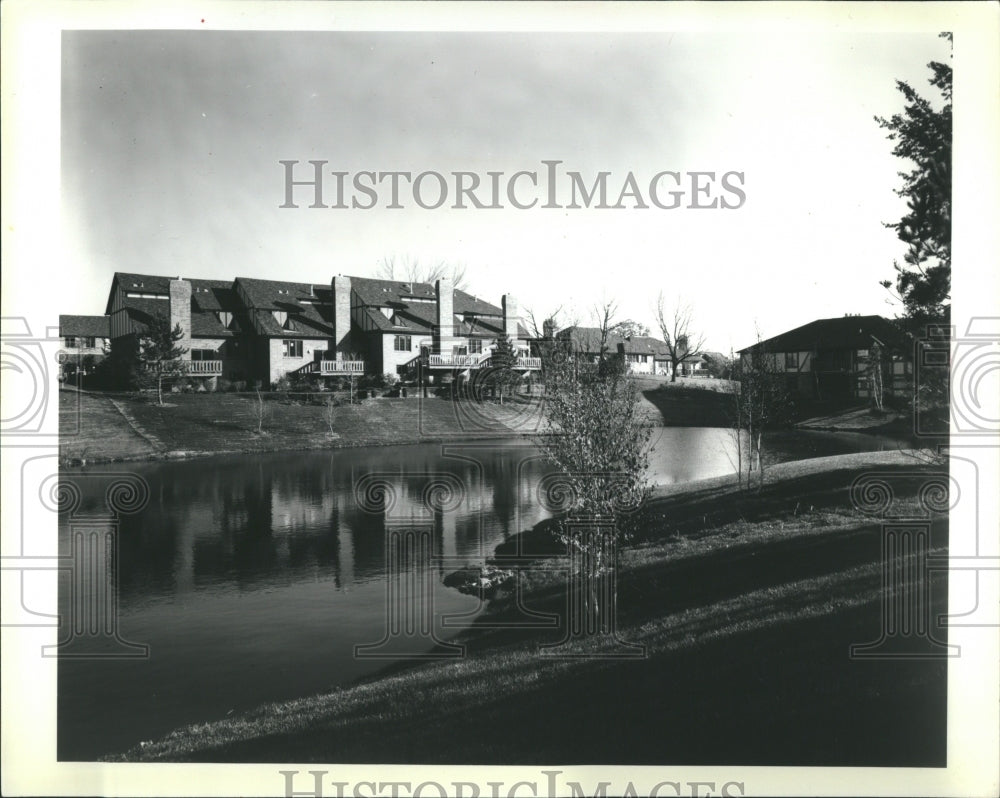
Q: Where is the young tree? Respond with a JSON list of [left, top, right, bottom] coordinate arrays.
[[592, 300, 619, 363], [137, 313, 188, 406], [538, 329, 652, 633], [654, 292, 705, 382], [729, 342, 793, 490], [489, 334, 519, 405]]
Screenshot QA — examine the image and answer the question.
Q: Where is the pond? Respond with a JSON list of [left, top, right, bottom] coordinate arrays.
[[58, 427, 914, 759]]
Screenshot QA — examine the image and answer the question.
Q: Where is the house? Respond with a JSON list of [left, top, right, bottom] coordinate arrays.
[[100, 270, 538, 387], [554, 327, 670, 375], [677, 351, 730, 378], [737, 314, 911, 401], [58, 314, 110, 380]]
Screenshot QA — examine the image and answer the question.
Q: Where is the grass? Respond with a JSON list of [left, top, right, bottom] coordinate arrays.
[[108, 454, 948, 766], [59, 388, 542, 465], [634, 375, 737, 427]]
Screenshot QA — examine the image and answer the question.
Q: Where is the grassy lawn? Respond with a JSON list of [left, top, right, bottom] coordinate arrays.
[[110, 455, 947, 766], [635, 375, 736, 427], [59, 389, 538, 464], [59, 390, 158, 463]]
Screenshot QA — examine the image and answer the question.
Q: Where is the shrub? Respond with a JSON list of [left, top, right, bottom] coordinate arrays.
[[217, 378, 232, 393], [232, 380, 247, 393]]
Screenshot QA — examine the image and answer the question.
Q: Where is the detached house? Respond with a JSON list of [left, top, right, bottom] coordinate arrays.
[[737, 314, 912, 401], [554, 327, 671, 375]]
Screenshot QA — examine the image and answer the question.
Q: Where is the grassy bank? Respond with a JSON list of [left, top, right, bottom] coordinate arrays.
[[110, 450, 947, 766], [58, 389, 543, 465]]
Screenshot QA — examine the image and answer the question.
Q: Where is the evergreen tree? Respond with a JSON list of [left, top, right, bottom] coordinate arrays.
[[138, 313, 188, 405]]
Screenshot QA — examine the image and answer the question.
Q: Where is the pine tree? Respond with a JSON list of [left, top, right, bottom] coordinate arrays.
[[138, 313, 188, 405]]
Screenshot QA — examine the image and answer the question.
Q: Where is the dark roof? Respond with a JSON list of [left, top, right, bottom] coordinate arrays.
[[235, 277, 337, 338], [737, 315, 907, 354], [59, 314, 109, 338], [556, 326, 670, 356], [348, 277, 504, 317], [102, 271, 521, 340], [109, 273, 245, 338]]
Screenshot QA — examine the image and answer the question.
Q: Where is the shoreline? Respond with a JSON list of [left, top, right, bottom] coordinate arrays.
[[106, 448, 946, 763], [59, 386, 916, 468]]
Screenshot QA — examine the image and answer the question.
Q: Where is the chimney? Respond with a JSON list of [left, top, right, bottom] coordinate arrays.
[[169, 278, 192, 358], [542, 318, 555, 339], [332, 275, 352, 358], [502, 294, 520, 344], [435, 278, 454, 353]]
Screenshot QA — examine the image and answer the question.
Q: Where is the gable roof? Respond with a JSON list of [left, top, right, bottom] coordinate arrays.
[[347, 276, 504, 317], [737, 315, 907, 354], [59, 314, 109, 338], [108, 273, 246, 338], [235, 277, 337, 338], [556, 326, 670, 357]]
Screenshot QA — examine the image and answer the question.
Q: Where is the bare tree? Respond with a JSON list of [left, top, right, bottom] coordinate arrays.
[[523, 304, 565, 339], [592, 300, 619, 363], [654, 292, 706, 382], [729, 336, 793, 491], [377, 254, 469, 291]]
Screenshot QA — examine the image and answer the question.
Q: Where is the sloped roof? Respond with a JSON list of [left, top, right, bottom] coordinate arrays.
[[556, 326, 670, 356], [737, 315, 907, 354], [59, 314, 109, 338], [348, 276, 503, 316], [108, 273, 243, 338], [235, 277, 338, 338]]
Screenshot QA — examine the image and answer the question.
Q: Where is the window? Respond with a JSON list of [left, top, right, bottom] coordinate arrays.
[[64, 336, 77, 348], [469, 339, 483, 354], [81, 337, 96, 349], [394, 335, 412, 352], [282, 339, 303, 358], [784, 352, 799, 370], [191, 349, 216, 361], [272, 310, 288, 327], [216, 311, 233, 327]]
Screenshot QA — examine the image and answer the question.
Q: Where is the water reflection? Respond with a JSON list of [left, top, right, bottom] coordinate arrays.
[[59, 430, 913, 760]]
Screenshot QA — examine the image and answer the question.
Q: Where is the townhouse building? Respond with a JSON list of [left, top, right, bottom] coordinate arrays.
[[101, 270, 537, 387]]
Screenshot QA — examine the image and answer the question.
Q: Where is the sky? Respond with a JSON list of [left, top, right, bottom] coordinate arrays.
[[59, 29, 953, 353]]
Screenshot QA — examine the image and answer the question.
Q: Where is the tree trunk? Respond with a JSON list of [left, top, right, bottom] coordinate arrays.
[[157, 372, 163, 406]]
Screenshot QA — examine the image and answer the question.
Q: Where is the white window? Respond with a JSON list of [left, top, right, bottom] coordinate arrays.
[[282, 339, 303, 358]]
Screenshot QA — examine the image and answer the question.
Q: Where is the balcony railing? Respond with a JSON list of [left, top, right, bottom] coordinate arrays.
[[319, 360, 365, 375], [479, 355, 542, 371], [427, 354, 485, 368], [185, 360, 223, 376]]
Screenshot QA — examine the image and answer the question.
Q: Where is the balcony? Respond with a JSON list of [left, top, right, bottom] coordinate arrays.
[[479, 355, 542, 371], [319, 360, 365, 375], [185, 360, 223, 376], [427, 354, 486, 369]]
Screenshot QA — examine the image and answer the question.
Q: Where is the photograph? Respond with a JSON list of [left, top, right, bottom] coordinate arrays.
[[2, 3, 998, 797]]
